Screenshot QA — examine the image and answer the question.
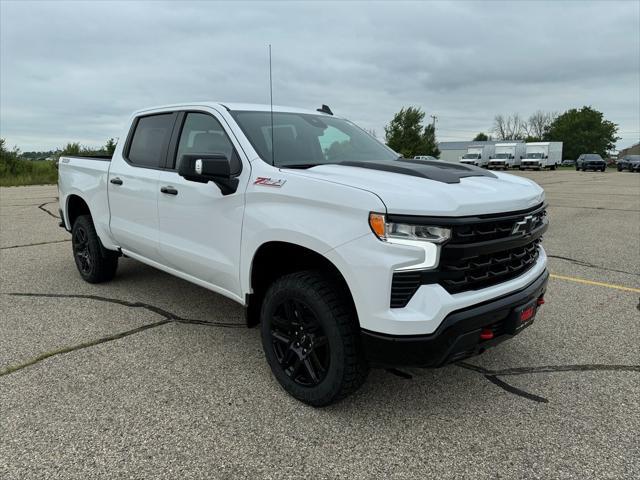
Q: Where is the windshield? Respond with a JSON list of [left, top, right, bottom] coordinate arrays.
[[462, 153, 480, 159], [626, 155, 640, 161], [229, 111, 397, 167], [494, 153, 510, 159], [584, 154, 603, 160], [526, 153, 543, 159]]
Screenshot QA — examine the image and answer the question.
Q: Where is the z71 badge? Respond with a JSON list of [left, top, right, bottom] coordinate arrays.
[[254, 177, 286, 187]]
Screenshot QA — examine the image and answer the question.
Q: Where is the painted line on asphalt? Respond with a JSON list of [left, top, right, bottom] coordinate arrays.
[[550, 273, 640, 293]]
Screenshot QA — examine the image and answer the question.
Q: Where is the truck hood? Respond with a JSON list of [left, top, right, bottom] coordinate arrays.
[[291, 163, 544, 216]]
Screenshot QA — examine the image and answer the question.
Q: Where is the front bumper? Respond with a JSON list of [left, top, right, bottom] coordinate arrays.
[[361, 269, 549, 367], [520, 161, 540, 168]]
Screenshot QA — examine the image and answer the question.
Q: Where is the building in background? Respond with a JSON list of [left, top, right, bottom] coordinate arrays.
[[617, 142, 640, 158]]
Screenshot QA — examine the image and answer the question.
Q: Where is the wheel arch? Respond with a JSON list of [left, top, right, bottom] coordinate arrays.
[[66, 194, 92, 228], [245, 241, 358, 328]]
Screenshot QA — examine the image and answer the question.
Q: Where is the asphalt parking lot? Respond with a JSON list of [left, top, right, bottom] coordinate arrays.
[[1, 170, 639, 479]]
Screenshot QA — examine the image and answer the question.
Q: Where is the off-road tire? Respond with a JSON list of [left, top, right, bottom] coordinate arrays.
[[260, 270, 369, 407], [71, 214, 118, 283]]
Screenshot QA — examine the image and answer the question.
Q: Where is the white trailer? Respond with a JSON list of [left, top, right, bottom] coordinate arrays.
[[459, 144, 496, 167], [521, 142, 563, 170], [488, 142, 526, 170]]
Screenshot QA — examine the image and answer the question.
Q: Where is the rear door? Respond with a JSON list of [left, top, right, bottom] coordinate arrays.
[[156, 110, 248, 299], [108, 112, 177, 260]]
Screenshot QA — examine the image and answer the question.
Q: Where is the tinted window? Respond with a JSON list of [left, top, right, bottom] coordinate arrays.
[[128, 114, 175, 168], [230, 111, 397, 167], [176, 113, 239, 173]]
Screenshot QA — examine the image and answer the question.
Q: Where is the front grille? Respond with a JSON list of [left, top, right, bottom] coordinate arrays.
[[439, 241, 540, 294], [451, 208, 545, 244], [388, 204, 546, 307]]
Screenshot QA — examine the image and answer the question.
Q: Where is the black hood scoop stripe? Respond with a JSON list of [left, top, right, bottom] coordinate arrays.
[[339, 159, 497, 184]]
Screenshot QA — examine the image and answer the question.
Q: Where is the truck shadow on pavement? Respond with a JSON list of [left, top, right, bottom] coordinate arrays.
[[2, 291, 638, 406]]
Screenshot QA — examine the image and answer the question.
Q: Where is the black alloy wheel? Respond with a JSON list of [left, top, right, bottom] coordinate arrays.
[[71, 214, 118, 283], [72, 223, 93, 276], [260, 271, 368, 406], [269, 298, 330, 387]]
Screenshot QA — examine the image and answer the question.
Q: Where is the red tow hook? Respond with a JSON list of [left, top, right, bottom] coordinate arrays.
[[537, 297, 545, 306], [480, 328, 494, 340]]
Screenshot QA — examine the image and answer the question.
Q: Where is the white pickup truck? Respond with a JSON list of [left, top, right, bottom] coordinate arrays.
[[58, 102, 549, 406]]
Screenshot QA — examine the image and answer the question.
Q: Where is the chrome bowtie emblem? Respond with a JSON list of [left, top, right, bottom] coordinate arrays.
[[512, 215, 536, 235]]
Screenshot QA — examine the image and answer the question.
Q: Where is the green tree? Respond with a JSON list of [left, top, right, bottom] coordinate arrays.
[[0, 138, 21, 175], [545, 106, 619, 159], [104, 138, 117, 155], [473, 132, 489, 141], [61, 142, 82, 155], [385, 107, 440, 158]]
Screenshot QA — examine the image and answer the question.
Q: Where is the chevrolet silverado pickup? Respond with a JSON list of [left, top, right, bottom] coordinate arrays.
[[58, 102, 549, 406]]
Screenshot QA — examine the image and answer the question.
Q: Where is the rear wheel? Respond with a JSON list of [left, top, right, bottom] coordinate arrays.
[[71, 215, 118, 283], [260, 271, 368, 406]]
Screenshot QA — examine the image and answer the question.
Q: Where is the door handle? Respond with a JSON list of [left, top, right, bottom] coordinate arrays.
[[160, 186, 178, 195], [110, 177, 123, 185]]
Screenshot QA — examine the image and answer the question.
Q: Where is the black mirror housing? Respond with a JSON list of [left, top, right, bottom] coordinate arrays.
[[179, 154, 231, 181], [178, 153, 238, 195]]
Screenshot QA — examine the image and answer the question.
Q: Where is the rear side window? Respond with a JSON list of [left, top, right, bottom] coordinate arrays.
[[175, 112, 240, 174], [127, 114, 175, 168]]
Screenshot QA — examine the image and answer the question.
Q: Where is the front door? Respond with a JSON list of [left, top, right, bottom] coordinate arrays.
[[157, 110, 248, 299]]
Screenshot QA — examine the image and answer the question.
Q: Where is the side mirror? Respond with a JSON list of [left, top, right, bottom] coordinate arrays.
[[179, 153, 231, 180], [178, 153, 238, 195]]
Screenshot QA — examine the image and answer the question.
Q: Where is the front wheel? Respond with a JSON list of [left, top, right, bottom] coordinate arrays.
[[260, 271, 368, 406], [71, 215, 118, 283]]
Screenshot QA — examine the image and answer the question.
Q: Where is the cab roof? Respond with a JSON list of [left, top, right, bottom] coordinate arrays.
[[133, 102, 334, 117]]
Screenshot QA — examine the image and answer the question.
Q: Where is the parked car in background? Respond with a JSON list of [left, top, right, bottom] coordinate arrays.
[[617, 155, 640, 172], [561, 159, 575, 167], [413, 155, 438, 161], [576, 154, 606, 172]]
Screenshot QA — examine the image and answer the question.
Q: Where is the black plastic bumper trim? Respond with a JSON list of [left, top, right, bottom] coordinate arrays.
[[362, 269, 549, 367]]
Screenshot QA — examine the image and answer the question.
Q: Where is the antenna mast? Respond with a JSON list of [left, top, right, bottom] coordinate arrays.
[[269, 44, 275, 166]]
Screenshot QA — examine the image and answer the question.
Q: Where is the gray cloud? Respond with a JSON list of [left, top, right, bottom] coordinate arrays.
[[1, 0, 638, 151]]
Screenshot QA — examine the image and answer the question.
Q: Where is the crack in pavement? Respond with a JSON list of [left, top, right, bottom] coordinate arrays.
[[1, 239, 70, 250], [3, 292, 639, 405], [0, 292, 245, 377], [456, 361, 640, 403], [38, 201, 60, 219], [547, 254, 639, 277], [551, 205, 640, 213]]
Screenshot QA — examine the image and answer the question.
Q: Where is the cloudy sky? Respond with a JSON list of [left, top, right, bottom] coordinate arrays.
[[1, 0, 638, 152]]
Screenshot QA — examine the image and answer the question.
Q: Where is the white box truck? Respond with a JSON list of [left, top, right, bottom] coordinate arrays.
[[488, 142, 526, 170], [520, 142, 563, 170], [459, 144, 496, 167]]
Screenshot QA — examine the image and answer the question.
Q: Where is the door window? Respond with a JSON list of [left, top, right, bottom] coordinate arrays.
[[176, 113, 239, 173], [127, 113, 175, 168]]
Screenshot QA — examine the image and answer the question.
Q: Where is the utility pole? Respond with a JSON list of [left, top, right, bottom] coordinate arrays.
[[430, 114, 437, 130]]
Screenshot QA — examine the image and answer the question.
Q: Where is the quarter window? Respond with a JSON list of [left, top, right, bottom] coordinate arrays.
[[127, 114, 175, 168]]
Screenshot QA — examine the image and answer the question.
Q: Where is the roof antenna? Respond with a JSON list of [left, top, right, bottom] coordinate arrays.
[[269, 44, 275, 166]]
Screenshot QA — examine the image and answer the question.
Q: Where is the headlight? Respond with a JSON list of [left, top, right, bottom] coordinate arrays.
[[369, 213, 451, 244]]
